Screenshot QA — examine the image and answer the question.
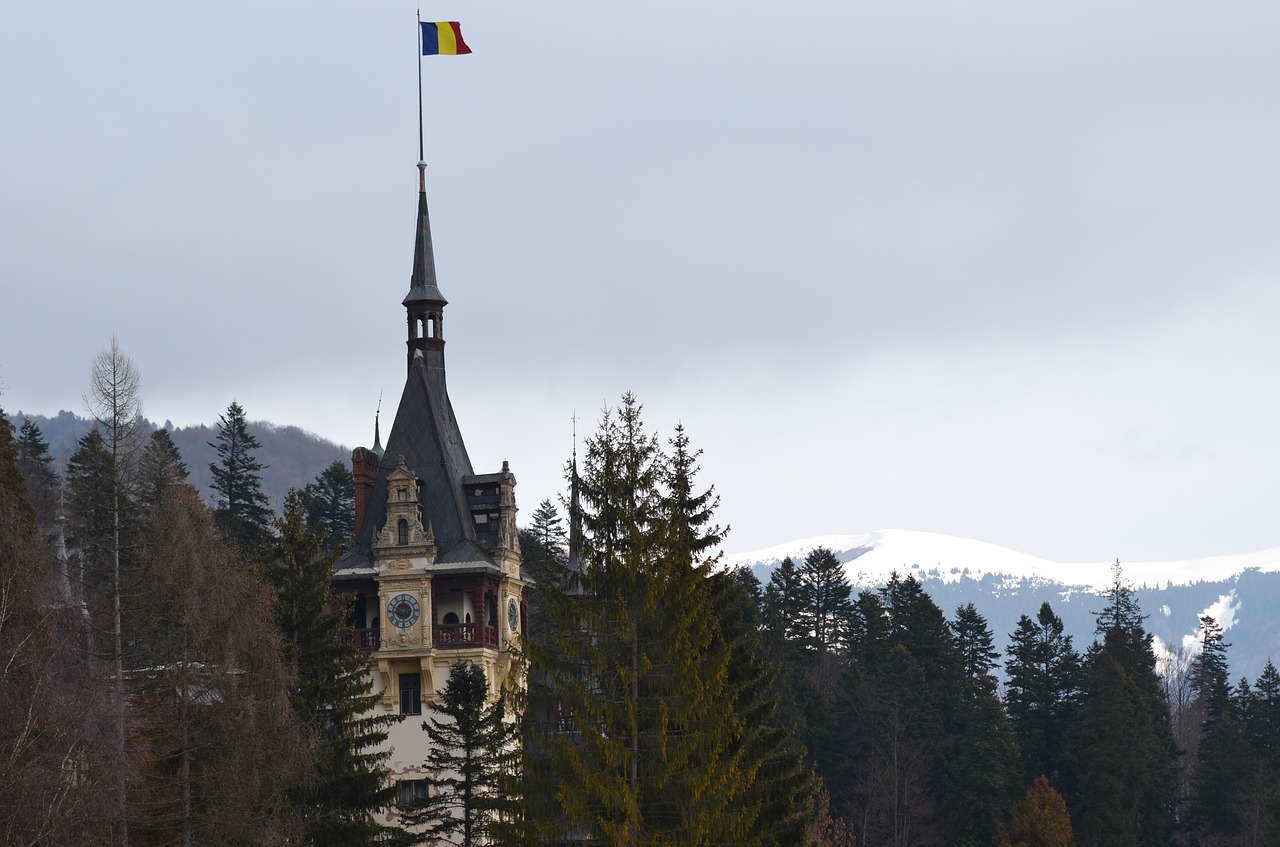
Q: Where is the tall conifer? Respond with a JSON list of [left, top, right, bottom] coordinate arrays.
[[209, 400, 273, 550], [263, 492, 399, 846]]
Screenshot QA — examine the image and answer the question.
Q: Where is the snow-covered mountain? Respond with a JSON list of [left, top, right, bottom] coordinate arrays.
[[725, 529, 1280, 682]]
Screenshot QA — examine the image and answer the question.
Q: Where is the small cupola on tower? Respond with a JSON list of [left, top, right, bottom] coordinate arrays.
[[404, 162, 448, 367]]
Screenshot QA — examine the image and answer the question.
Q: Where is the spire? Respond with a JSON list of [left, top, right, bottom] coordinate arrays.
[[404, 162, 447, 307], [371, 405, 384, 459], [404, 163, 448, 365]]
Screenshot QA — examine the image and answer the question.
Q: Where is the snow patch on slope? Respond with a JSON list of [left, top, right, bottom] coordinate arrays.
[[726, 529, 1280, 594]]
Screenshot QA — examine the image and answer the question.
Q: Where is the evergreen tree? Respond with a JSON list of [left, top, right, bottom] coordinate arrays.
[[953, 602, 1000, 698], [1065, 568, 1175, 847], [209, 400, 273, 549], [400, 661, 517, 847], [527, 395, 779, 846], [996, 776, 1075, 847], [1186, 615, 1253, 842], [136, 427, 192, 511], [1004, 602, 1082, 787], [263, 492, 399, 846], [761, 556, 808, 647], [298, 460, 355, 552], [797, 547, 855, 655], [15, 417, 59, 531]]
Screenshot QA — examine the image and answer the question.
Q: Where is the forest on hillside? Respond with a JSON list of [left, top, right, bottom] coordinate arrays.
[[4, 344, 1280, 846]]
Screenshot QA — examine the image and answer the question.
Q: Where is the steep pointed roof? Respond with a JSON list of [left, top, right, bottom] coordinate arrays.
[[403, 162, 447, 307], [340, 347, 486, 568]]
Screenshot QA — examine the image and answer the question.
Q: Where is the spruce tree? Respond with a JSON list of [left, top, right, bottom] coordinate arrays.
[[1004, 602, 1082, 787], [400, 661, 517, 847], [298, 460, 355, 552], [136, 428, 191, 511], [797, 547, 855, 655], [1065, 567, 1175, 847], [1186, 615, 1253, 841], [527, 395, 780, 846], [15, 417, 59, 532], [209, 400, 273, 550], [264, 492, 399, 846]]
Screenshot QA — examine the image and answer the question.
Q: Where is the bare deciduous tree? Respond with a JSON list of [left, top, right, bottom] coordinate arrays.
[[83, 336, 144, 847]]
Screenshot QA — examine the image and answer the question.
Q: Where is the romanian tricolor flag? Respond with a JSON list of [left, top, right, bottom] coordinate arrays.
[[421, 21, 472, 56]]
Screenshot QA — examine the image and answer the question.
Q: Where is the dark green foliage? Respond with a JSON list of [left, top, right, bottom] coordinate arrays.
[[65, 428, 116, 568], [1185, 616, 1255, 842], [761, 556, 808, 647], [1004, 602, 1082, 787], [400, 661, 517, 847], [209, 400, 273, 550], [953, 602, 1000, 697], [526, 394, 808, 846], [137, 427, 192, 511], [15, 417, 57, 531], [1064, 568, 1175, 847], [264, 492, 399, 846], [797, 547, 855, 655], [298, 460, 354, 552], [827, 574, 1016, 846]]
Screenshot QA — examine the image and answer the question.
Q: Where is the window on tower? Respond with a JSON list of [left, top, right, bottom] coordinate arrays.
[[397, 519, 409, 545], [399, 672, 422, 716]]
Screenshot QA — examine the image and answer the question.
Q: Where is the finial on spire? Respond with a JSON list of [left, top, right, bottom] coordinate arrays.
[[372, 392, 385, 458]]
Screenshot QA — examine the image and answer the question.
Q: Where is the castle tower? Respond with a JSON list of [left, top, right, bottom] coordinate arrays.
[[333, 162, 528, 808]]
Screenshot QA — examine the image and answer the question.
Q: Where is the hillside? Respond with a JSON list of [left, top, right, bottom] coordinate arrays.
[[725, 529, 1280, 682], [13, 410, 349, 513]]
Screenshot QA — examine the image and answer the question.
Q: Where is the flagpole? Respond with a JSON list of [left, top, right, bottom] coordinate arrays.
[[417, 10, 426, 190]]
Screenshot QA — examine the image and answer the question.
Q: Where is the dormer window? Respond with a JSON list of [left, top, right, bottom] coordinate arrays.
[[398, 488, 408, 502], [397, 519, 409, 545]]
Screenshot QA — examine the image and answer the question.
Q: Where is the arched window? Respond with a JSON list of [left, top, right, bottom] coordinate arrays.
[[397, 519, 409, 545], [443, 612, 459, 625]]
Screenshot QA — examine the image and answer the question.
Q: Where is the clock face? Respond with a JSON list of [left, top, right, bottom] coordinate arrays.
[[388, 593, 421, 629], [507, 597, 519, 633]]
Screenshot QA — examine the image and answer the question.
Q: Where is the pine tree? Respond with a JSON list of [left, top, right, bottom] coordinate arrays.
[[298, 460, 355, 552], [209, 400, 273, 550], [400, 661, 517, 847], [263, 492, 399, 846], [1004, 602, 1082, 787]]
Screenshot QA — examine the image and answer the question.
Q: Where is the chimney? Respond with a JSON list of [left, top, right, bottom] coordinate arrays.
[[352, 447, 379, 540]]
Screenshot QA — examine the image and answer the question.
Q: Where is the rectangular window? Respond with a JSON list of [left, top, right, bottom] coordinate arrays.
[[399, 778, 428, 806], [399, 672, 422, 716]]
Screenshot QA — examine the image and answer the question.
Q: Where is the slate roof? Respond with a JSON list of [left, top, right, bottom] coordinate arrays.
[[335, 175, 496, 573]]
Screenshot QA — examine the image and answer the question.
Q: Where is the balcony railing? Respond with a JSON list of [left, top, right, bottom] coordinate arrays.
[[344, 628, 380, 651], [433, 623, 499, 649]]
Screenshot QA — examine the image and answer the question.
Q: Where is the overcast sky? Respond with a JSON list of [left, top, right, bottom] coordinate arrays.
[[3, 2, 1279, 562]]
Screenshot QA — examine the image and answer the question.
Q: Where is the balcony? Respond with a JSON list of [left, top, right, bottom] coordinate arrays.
[[433, 623, 499, 649], [343, 628, 381, 651]]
